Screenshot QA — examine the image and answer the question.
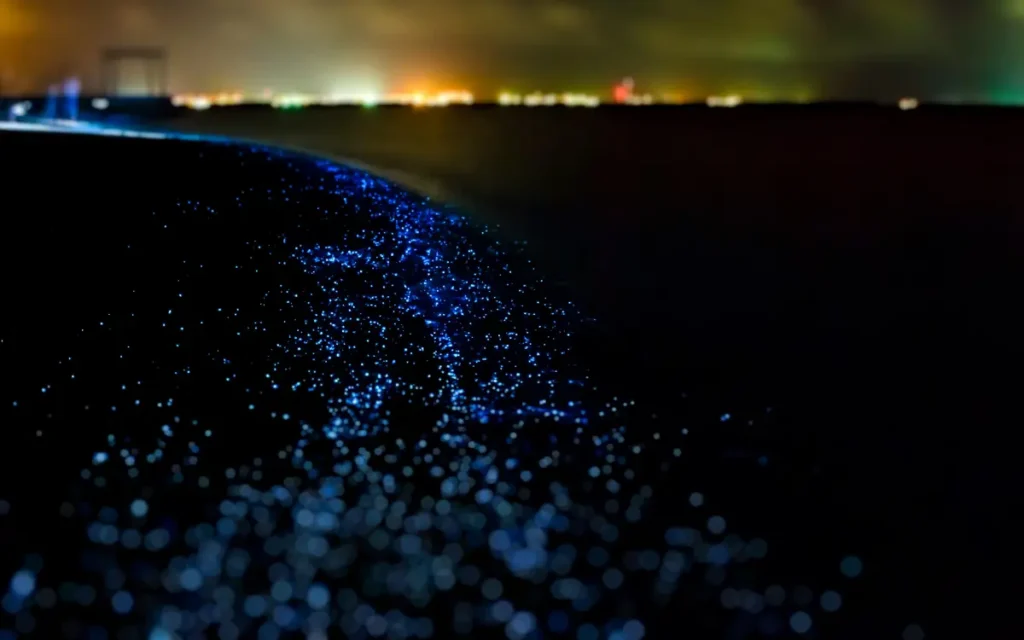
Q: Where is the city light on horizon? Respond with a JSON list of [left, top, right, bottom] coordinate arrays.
[[167, 87, 690, 110], [164, 76, 699, 111], [159, 86, 936, 111]]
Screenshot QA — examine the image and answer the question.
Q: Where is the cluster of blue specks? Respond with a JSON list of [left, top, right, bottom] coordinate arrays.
[[286, 164, 587, 433], [0, 136, 876, 639]]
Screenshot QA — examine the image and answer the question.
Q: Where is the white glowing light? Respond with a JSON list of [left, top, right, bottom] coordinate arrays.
[[498, 92, 523, 106], [10, 101, 30, 118], [523, 93, 544, 107], [321, 91, 379, 106], [214, 93, 244, 106], [171, 94, 216, 110], [899, 97, 919, 111], [707, 95, 743, 108], [561, 93, 600, 108], [502, 92, 599, 108], [386, 91, 473, 108], [91, 98, 110, 111]]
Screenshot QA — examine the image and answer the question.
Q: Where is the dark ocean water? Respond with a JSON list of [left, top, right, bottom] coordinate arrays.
[[168, 106, 1024, 588], [1, 109, 1022, 639]]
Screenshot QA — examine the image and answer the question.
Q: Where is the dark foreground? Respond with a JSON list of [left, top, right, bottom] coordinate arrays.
[[0, 110, 1020, 639], [166, 105, 1024, 628]]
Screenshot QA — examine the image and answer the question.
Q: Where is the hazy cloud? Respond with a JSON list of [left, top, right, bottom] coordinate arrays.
[[0, 0, 1017, 98]]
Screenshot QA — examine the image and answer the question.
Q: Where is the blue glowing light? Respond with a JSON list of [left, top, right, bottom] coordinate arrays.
[[840, 555, 864, 578], [9, 571, 35, 597], [0, 120, 870, 640]]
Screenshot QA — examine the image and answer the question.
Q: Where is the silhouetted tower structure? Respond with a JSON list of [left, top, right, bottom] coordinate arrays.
[[100, 47, 168, 96]]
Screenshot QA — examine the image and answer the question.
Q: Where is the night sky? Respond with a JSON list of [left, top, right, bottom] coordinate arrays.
[[1, 0, 1022, 100]]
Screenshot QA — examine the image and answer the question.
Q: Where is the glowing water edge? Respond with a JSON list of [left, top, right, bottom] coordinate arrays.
[[1, 134, 861, 639]]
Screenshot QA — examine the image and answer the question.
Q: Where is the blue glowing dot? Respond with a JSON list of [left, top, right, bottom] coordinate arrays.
[[708, 544, 730, 565], [366, 615, 388, 636], [271, 580, 293, 602], [482, 578, 503, 600], [306, 584, 330, 610], [179, 568, 202, 591], [10, 571, 35, 597], [602, 568, 624, 589], [129, 499, 148, 518], [840, 555, 863, 578], [92, 452, 108, 465], [623, 620, 646, 640], [507, 612, 536, 639], [244, 595, 267, 617], [111, 591, 134, 614], [790, 611, 812, 634], [492, 600, 514, 623], [664, 527, 694, 546], [274, 604, 297, 628], [820, 590, 842, 612]]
